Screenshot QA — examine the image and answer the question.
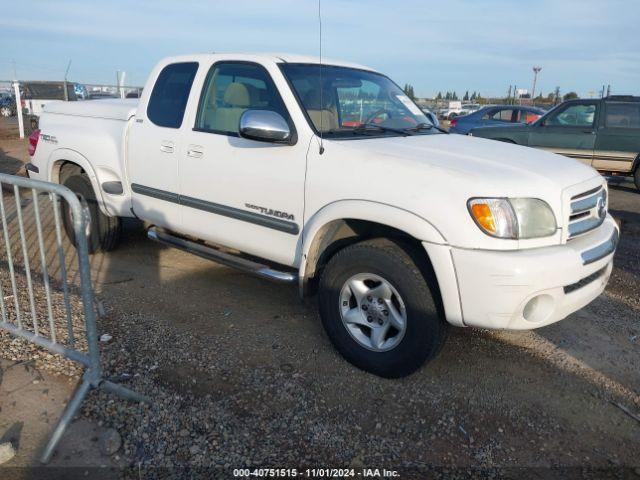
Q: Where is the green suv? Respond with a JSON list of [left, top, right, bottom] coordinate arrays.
[[469, 96, 640, 190]]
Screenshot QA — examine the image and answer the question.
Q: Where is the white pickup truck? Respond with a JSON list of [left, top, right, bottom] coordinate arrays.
[[26, 53, 618, 378]]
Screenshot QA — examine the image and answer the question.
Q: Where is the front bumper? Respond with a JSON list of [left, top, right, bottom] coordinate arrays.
[[425, 215, 618, 330]]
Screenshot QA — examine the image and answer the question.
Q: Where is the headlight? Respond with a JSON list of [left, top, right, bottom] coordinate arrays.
[[468, 198, 556, 239]]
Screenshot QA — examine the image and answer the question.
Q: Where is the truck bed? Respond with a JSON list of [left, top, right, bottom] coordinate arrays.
[[42, 98, 138, 121]]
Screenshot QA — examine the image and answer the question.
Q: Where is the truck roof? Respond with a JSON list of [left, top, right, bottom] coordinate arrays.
[[604, 95, 640, 102], [163, 52, 377, 72]]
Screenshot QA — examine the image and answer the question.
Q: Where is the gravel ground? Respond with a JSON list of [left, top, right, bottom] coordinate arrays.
[[81, 181, 639, 478], [0, 118, 638, 478]]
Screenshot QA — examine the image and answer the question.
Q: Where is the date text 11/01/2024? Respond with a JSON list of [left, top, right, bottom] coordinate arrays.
[[232, 468, 400, 477]]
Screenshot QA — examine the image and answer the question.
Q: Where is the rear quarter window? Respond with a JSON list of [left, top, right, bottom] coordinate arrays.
[[605, 102, 640, 128], [147, 62, 199, 128]]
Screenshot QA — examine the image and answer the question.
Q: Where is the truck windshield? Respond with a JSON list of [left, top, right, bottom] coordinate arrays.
[[280, 64, 436, 138]]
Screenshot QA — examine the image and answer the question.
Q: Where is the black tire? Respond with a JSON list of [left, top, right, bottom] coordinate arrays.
[[634, 163, 640, 191], [61, 171, 121, 253], [318, 238, 448, 378]]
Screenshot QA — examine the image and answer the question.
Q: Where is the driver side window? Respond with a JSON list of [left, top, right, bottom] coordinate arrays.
[[195, 62, 288, 136], [545, 103, 596, 127]]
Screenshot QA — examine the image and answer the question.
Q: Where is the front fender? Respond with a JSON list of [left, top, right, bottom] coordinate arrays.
[[297, 199, 447, 285]]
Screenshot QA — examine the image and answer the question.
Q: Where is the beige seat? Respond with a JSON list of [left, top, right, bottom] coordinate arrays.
[[303, 90, 338, 131], [203, 82, 252, 133]]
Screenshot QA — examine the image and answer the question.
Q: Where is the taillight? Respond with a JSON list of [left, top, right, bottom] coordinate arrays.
[[450, 118, 458, 128], [28, 129, 40, 156]]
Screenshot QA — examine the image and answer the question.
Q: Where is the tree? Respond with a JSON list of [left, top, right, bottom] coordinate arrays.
[[470, 91, 477, 101], [436, 91, 442, 100], [563, 91, 579, 101], [463, 90, 469, 101], [403, 83, 416, 100], [445, 91, 451, 100]]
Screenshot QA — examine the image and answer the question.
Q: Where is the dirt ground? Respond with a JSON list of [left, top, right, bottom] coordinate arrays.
[[0, 116, 638, 479]]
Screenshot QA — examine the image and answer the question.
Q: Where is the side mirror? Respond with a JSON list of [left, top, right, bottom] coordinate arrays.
[[239, 110, 292, 144]]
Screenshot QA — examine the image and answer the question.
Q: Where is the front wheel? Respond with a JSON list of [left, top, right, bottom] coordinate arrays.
[[318, 239, 448, 378], [61, 171, 121, 253], [0, 106, 12, 117]]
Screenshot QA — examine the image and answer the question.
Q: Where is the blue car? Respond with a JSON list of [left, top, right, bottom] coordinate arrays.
[[449, 105, 545, 134]]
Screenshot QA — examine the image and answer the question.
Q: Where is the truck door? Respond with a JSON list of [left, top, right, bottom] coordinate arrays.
[[593, 101, 640, 173], [178, 61, 306, 266], [528, 101, 599, 166], [127, 62, 199, 230]]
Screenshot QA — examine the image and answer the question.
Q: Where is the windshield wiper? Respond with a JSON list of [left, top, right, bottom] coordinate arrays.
[[404, 122, 449, 134], [351, 123, 412, 136]]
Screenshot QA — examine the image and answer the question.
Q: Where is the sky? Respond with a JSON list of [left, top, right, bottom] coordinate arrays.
[[1, 0, 638, 98]]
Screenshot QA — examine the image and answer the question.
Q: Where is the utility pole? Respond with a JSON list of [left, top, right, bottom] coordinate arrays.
[[118, 71, 126, 99], [63, 60, 72, 101], [606, 84, 611, 97], [507, 85, 512, 104], [12, 59, 24, 138], [531, 66, 542, 105]]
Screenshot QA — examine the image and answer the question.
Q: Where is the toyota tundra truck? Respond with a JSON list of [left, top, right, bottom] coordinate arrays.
[[25, 53, 619, 378]]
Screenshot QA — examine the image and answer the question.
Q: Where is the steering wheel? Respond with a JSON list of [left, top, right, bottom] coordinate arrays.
[[365, 108, 393, 124]]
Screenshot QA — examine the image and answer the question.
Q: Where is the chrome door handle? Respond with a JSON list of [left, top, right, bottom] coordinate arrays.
[[187, 145, 204, 158], [160, 141, 174, 153]]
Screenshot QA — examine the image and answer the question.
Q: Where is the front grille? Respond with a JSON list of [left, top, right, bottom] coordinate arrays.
[[567, 186, 607, 239], [563, 266, 607, 294]]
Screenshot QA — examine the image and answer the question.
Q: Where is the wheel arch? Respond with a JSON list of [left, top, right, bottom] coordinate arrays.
[[298, 200, 447, 297], [47, 149, 111, 217]]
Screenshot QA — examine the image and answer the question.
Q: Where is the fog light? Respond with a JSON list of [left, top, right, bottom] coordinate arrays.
[[522, 294, 554, 323]]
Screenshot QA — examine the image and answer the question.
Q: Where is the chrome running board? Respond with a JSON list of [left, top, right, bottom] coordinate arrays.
[[147, 227, 297, 283]]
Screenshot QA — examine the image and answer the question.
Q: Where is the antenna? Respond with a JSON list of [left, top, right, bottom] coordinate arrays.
[[318, 0, 325, 155]]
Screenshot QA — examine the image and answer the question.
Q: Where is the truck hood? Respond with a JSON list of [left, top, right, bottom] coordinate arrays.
[[335, 132, 597, 193], [315, 132, 602, 249]]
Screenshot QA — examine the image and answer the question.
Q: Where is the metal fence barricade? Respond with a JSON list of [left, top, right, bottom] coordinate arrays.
[[0, 173, 148, 463]]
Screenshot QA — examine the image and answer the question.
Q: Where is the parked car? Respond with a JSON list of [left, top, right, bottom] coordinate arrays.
[[21, 81, 78, 132], [458, 103, 482, 116], [27, 53, 618, 378], [74, 84, 89, 100], [450, 105, 545, 134], [439, 103, 481, 120], [0, 93, 16, 117], [469, 96, 640, 190]]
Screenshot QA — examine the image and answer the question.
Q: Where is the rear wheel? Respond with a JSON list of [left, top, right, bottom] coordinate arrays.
[[634, 163, 640, 191], [318, 238, 448, 378], [60, 168, 121, 253], [0, 106, 11, 117]]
